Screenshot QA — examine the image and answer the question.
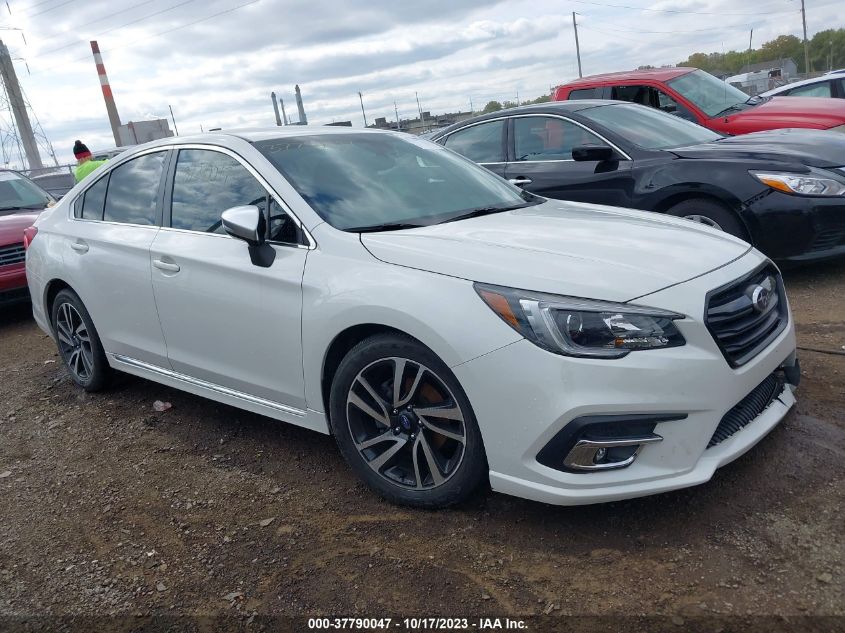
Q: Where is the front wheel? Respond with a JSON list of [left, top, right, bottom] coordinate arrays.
[[666, 198, 748, 241], [51, 289, 110, 392], [329, 334, 487, 508]]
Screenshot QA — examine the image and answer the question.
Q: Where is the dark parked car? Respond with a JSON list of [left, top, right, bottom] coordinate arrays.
[[431, 101, 845, 263]]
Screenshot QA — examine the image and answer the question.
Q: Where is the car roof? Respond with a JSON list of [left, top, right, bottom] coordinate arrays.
[[558, 67, 696, 89], [429, 101, 628, 138]]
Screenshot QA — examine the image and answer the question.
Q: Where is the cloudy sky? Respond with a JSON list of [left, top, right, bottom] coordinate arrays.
[[1, 0, 841, 166]]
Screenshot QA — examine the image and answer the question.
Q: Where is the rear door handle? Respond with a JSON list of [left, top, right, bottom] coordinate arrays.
[[508, 178, 532, 186], [70, 241, 89, 253], [153, 259, 180, 273]]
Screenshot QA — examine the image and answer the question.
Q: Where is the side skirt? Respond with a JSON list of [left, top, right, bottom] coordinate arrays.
[[108, 354, 331, 434]]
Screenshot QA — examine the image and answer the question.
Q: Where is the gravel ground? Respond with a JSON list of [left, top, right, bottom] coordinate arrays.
[[0, 260, 843, 629]]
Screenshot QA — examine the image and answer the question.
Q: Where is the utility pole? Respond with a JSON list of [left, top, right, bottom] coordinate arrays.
[[469, 97, 474, 115], [801, 0, 810, 75], [394, 101, 401, 130], [516, 90, 520, 106], [748, 29, 753, 53], [168, 105, 179, 136], [572, 12, 582, 78], [0, 40, 42, 168], [358, 91, 368, 127]]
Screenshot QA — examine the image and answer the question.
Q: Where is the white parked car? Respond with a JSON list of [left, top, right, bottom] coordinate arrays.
[[760, 70, 845, 99], [25, 128, 799, 508]]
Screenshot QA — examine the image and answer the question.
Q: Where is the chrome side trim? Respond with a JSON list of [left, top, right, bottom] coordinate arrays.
[[563, 434, 663, 471], [111, 354, 306, 418]]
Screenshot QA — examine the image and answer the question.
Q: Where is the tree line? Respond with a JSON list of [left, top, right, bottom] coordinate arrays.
[[677, 28, 845, 75]]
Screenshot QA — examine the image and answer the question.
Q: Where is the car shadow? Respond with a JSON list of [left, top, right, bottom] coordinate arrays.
[[0, 301, 33, 329]]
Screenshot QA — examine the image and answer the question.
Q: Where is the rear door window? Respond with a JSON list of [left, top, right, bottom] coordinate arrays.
[[102, 152, 166, 225], [442, 120, 505, 163], [77, 176, 108, 220]]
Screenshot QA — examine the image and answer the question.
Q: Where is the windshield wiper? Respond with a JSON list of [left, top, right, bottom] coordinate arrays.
[[345, 222, 426, 233], [440, 205, 519, 224], [714, 103, 746, 117]]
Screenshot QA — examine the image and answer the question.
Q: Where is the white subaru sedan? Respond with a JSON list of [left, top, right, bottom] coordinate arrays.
[[25, 128, 799, 508]]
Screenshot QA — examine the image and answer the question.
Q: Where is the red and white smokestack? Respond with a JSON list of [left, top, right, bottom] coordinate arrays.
[[90, 40, 122, 146]]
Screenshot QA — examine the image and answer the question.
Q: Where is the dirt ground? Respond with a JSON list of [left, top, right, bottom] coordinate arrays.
[[0, 260, 843, 628]]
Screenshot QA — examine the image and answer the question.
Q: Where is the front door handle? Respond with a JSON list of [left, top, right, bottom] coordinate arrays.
[[153, 259, 180, 273], [508, 177, 532, 186], [70, 241, 89, 254]]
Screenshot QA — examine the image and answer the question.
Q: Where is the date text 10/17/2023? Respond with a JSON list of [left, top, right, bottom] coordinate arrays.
[[307, 618, 528, 630]]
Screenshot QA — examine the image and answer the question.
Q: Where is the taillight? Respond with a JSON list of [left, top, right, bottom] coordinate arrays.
[[23, 225, 38, 249]]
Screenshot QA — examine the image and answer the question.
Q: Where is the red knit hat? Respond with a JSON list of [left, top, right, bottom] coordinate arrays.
[[73, 140, 92, 160]]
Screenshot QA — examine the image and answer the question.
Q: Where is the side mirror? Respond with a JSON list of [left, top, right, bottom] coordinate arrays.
[[572, 145, 615, 162], [222, 205, 263, 244], [221, 204, 275, 268]]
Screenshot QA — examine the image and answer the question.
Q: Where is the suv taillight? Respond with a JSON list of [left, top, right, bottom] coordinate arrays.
[[23, 225, 38, 249]]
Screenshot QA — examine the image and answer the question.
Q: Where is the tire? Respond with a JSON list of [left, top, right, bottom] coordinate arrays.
[[665, 198, 748, 240], [329, 334, 487, 509], [51, 289, 110, 392]]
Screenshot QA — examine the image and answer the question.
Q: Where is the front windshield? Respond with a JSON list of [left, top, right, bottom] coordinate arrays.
[[255, 133, 534, 231], [667, 69, 751, 118], [0, 171, 52, 212], [579, 103, 721, 150]]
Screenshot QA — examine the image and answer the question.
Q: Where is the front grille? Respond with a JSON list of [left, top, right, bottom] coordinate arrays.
[[808, 228, 845, 253], [707, 372, 784, 448], [0, 242, 25, 267], [705, 264, 788, 367]]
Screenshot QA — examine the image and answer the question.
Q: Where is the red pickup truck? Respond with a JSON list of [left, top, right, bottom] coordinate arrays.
[[554, 67, 845, 135]]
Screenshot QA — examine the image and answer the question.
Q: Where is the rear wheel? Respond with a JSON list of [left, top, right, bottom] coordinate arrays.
[[666, 198, 747, 240], [329, 334, 487, 508], [51, 289, 110, 392]]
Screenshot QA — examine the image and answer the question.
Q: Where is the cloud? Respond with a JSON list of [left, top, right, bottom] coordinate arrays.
[[0, 0, 838, 167]]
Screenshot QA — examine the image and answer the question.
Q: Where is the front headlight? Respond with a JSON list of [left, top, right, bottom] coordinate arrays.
[[475, 283, 686, 359], [750, 169, 845, 196]]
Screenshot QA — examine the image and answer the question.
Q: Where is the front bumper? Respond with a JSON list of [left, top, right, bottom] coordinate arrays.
[[453, 253, 798, 506], [0, 262, 29, 305], [743, 190, 845, 262]]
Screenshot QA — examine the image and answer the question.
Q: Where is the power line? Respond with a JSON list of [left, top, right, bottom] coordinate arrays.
[[30, 0, 262, 75], [24, 0, 74, 19], [568, 0, 796, 17], [31, 0, 194, 59]]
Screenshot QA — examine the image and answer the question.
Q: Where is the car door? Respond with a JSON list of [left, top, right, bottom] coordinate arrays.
[[149, 146, 308, 409], [62, 150, 170, 367], [504, 115, 634, 207], [438, 118, 507, 178]]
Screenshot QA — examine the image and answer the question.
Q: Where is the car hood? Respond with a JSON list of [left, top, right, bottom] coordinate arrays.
[[723, 96, 845, 130], [0, 210, 40, 245], [670, 127, 845, 168], [361, 200, 751, 303]]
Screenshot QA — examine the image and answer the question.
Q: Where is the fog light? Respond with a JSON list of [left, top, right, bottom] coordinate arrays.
[[562, 435, 663, 471]]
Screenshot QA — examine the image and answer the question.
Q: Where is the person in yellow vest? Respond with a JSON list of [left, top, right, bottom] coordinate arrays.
[[72, 140, 108, 183]]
